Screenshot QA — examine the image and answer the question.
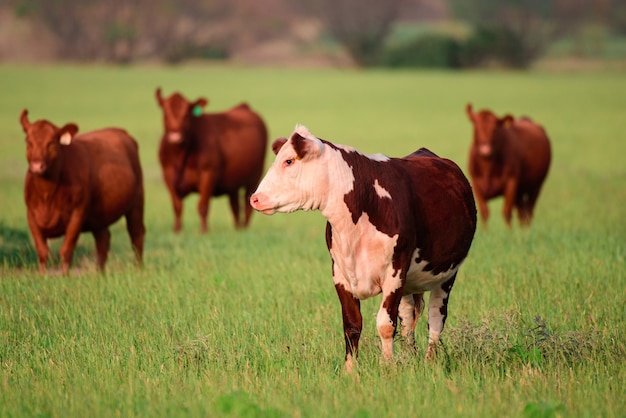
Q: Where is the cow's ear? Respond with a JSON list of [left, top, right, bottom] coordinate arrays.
[[501, 115, 514, 128], [272, 137, 287, 155], [20, 109, 30, 132], [466, 103, 475, 121], [156, 87, 164, 106], [192, 98, 208, 117], [292, 133, 323, 160], [58, 123, 79, 146]]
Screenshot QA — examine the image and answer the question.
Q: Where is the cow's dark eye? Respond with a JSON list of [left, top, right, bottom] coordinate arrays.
[[285, 159, 293, 166]]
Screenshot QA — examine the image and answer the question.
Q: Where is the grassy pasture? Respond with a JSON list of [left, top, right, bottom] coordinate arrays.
[[0, 65, 625, 417]]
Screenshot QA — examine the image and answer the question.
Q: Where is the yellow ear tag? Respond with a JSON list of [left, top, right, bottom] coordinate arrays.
[[60, 132, 72, 145]]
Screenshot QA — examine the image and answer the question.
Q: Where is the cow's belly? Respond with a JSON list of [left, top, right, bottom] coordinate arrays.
[[333, 254, 387, 300], [403, 248, 460, 294], [474, 174, 505, 199]]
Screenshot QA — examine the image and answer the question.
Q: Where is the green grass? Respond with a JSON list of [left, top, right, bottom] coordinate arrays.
[[0, 65, 625, 417]]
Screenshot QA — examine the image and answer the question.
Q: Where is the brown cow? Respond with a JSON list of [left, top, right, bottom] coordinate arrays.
[[466, 103, 551, 227], [155, 88, 268, 233], [20, 109, 145, 274]]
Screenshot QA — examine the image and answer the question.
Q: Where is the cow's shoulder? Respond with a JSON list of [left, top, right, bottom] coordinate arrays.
[[404, 147, 439, 159]]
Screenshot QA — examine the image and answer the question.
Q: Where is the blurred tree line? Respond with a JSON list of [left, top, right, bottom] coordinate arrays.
[[4, 0, 626, 67]]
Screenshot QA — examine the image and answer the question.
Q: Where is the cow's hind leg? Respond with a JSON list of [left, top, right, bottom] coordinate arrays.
[[228, 191, 242, 228], [519, 188, 541, 226], [125, 203, 145, 266], [516, 194, 531, 226], [334, 283, 362, 373], [399, 294, 425, 351], [426, 272, 457, 360], [243, 185, 256, 227], [475, 193, 490, 228], [164, 172, 183, 233], [92, 228, 111, 272]]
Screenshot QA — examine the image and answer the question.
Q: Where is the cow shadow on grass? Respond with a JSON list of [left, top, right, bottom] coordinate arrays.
[[0, 222, 91, 272], [0, 222, 37, 269]]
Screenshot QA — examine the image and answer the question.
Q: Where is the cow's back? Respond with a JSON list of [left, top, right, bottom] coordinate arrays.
[[199, 105, 268, 192], [73, 129, 143, 228], [402, 155, 477, 273], [510, 119, 551, 187]]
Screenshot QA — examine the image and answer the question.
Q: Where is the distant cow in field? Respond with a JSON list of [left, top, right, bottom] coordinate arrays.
[[466, 103, 551, 227], [20, 109, 145, 274], [155, 88, 268, 233], [250, 125, 476, 372]]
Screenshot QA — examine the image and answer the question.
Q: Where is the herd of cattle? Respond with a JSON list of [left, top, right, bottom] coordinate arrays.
[[19, 89, 551, 369]]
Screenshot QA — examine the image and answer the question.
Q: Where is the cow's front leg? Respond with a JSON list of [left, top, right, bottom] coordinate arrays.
[[163, 168, 184, 233], [198, 171, 216, 233], [59, 210, 86, 275], [399, 293, 425, 350], [334, 282, 361, 373], [426, 272, 457, 360], [27, 212, 49, 274]]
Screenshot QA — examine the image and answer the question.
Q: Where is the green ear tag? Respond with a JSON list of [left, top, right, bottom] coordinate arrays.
[[192, 106, 203, 117]]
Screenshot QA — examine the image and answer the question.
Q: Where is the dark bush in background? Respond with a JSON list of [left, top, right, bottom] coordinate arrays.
[[383, 33, 461, 68], [458, 26, 529, 68], [380, 26, 539, 70]]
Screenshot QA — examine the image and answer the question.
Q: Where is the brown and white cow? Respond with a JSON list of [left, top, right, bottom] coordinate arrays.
[[466, 103, 551, 227], [155, 88, 268, 233], [20, 109, 145, 274], [250, 126, 476, 371]]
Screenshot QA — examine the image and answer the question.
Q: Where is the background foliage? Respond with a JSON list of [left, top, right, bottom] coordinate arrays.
[[3, 0, 626, 67]]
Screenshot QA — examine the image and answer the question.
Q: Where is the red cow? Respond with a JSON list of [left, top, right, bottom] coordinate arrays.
[[250, 125, 476, 372], [466, 103, 551, 227], [155, 88, 268, 233], [20, 109, 145, 274]]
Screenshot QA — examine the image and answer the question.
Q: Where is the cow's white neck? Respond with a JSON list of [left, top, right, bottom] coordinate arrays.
[[318, 146, 356, 221]]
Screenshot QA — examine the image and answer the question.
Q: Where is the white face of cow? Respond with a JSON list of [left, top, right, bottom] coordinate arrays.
[[250, 125, 347, 215]]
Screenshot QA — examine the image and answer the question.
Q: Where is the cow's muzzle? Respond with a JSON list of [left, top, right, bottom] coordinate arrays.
[[167, 132, 183, 143], [29, 161, 46, 174], [478, 144, 492, 158], [250, 193, 276, 215]]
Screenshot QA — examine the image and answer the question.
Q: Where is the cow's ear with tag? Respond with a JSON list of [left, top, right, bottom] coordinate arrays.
[[192, 98, 208, 117], [58, 123, 79, 146]]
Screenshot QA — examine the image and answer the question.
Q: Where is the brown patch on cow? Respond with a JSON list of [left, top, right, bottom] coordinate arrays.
[[381, 288, 402, 331]]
